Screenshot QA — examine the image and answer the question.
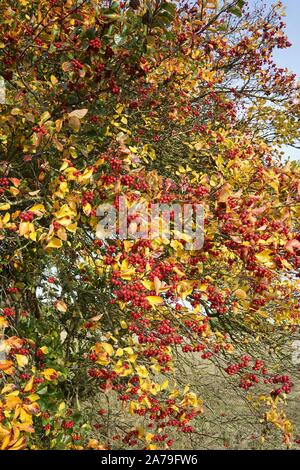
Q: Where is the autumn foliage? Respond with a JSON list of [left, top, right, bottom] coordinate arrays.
[[0, 0, 300, 450]]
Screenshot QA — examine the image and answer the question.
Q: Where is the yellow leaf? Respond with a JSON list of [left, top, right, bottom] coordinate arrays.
[[150, 364, 161, 374], [123, 240, 133, 252], [54, 204, 76, 219], [27, 393, 40, 402], [58, 402, 66, 412], [50, 75, 58, 85], [5, 393, 22, 409], [1, 434, 11, 450], [173, 267, 185, 277], [68, 116, 81, 131], [40, 346, 48, 354], [0, 424, 10, 440], [18, 407, 32, 423], [24, 402, 40, 415], [209, 175, 219, 187], [96, 353, 110, 366], [56, 119, 63, 132], [198, 283, 208, 292], [281, 258, 293, 270], [119, 259, 136, 280], [141, 280, 154, 290], [23, 376, 34, 393], [129, 401, 138, 415], [161, 379, 169, 390], [11, 108, 22, 115], [9, 187, 20, 196], [123, 347, 134, 356], [42, 368, 61, 381], [146, 296, 164, 306], [0, 203, 10, 211], [15, 354, 29, 368], [66, 223, 77, 233], [1, 384, 15, 394], [79, 168, 93, 182], [115, 104, 124, 114], [176, 281, 194, 300], [146, 433, 154, 443], [148, 444, 157, 450], [102, 343, 114, 356], [18, 423, 34, 433], [46, 237, 63, 249], [68, 109, 88, 119], [235, 289, 247, 300], [83, 203, 92, 216], [268, 180, 279, 193], [0, 316, 9, 330], [218, 183, 231, 203], [55, 217, 71, 227], [40, 111, 51, 123], [9, 437, 27, 450], [128, 354, 138, 363], [136, 365, 149, 378], [255, 250, 275, 268], [114, 360, 133, 377], [19, 221, 33, 236], [29, 231, 37, 241], [2, 212, 10, 224], [56, 227, 67, 241]]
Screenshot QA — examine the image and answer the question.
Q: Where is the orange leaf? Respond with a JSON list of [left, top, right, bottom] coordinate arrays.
[[54, 300, 67, 312], [0, 360, 15, 375]]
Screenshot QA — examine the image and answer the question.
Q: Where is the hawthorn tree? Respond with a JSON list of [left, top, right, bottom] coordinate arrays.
[[0, 0, 300, 450]]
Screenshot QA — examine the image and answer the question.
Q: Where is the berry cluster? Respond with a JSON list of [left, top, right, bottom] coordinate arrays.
[[3, 307, 16, 317], [82, 190, 94, 205], [6, 286, 19, 293], [89, 38, 102, 52], [71, 59, 84, 71], [268, 375, 293, 396], [0, 177, 9, 188], [239, 374, 259, 390], [20, 211, 34, 222], [32, 125, 47, 135], [113, 281, 151, 309], [62, 420, 75, 430], [109, 79, 121, 95]]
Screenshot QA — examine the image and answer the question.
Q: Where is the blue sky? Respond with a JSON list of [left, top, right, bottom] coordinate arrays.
[[250, 0, 300, 160]]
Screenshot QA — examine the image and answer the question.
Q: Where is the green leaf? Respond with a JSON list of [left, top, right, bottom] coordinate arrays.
[[84, 28, 96, 39], [160, 2, 176, 12], [229, 7, 242, 17]]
